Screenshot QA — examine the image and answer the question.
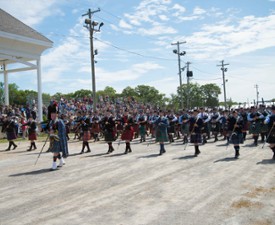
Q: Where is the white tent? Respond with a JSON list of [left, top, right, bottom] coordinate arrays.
[[0, 8, 53, 121]]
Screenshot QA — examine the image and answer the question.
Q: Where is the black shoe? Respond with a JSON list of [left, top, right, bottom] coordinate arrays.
[[85, 150, 91, 153], [80, 150, 84, 154], [13, 145, 18, 150], [5, 148, 11, 151]]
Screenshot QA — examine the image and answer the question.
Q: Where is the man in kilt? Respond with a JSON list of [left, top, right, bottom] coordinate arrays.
[[80, 117, 91, 154], [23, 116, 37, 151], [154, 110, 169, 155], [167, 110, 177, 143], [2, 116, 18, 151], [198, 107, 210, 144], [239, 107, 249, 141], [137, 110, 147, 143], [48, 108, 69, 170], [247, 106, 264, 146], [102, 110, 116, 154], [179, 109, 190, 144], [227, 110, 244, 159], [264, 105, 275, 160], [120, 111, 134, 154], [209, 107, 221, 142], [189, 109, 203, 157]]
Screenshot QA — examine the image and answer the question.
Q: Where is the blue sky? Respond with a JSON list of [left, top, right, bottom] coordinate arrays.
[[1, 0, 275, 105]]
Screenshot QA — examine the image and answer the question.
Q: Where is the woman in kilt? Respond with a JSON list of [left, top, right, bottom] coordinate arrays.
[[227, 110, 244, 159], [264, 105, 275, 160], [189, 109, 203, 157], [155, 110, 169, 155], [80, 117, 91, 154]]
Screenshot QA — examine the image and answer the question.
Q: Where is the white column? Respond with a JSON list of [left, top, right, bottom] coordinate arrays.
[[3, 64, 9, 106], [37, 57, 43, 122]]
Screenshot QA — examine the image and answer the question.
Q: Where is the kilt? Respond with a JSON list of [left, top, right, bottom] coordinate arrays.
[[267, 130, 275, 144], [210, 122, 220, 133], [181, 123, 189, 135], [155, 129, 168, 142], [83, 130, 91, 141], [28, 132, 37, 141], [201, 123, 209, 134], [104, 131, 115, 142], [167, 125, 175, 134], [242, 122, 249, 132], [121, 129, 134, 141], [139, 125, 146, 136], [260, 123, 269, 133], [7, 131, 17, 141], [91, 123, 101, 133], [190, 133, 202, 144], [249, 121, 261, 134], [230, 132, 244, 145], [49, 138, 62, 153], [132, 124, 139, 133]]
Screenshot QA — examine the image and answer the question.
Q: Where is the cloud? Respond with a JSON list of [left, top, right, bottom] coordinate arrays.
[[184, 14, 275, 60], [0, 0, 63, 27]]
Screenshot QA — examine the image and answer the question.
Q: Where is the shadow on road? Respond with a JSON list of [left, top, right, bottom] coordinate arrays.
[[9, 168, 56, 177], [137, 153, 160, 158], [175, 155, 196, 160], [213, 157, 237, 163], [104, 153, 126, 157], [256, 159, 275, 165], [85, 153, 107, 158]]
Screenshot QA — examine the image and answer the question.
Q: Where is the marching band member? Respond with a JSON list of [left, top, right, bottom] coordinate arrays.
[[154, 110, 169, 155]]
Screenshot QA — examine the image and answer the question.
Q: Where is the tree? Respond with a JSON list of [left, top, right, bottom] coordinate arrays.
[[134, 85, 166, 107], [200, 83, 221, 107], [120, 86, 137, 99]]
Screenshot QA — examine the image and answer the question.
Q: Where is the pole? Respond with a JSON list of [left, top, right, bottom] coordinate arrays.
[[83, 8, 100, 112], [171, 41, 186, 109], [186, 61, 191, 109], [217, 60, 229, 110]]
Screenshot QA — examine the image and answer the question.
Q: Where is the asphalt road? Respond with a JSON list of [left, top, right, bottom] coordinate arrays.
[[0, 135, 274, 225]]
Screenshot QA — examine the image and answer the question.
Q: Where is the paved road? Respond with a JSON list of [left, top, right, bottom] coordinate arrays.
[[0, 136, 274, 225]]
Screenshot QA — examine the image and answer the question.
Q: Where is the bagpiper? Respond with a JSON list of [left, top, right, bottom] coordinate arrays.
[[120, 110, 134, 154], [2, 115, 18, 151], [23, 116, 37, 151], [154, 110, 169, 155], [227, 110, 244, 159], [189, 109, 204, 157], [247, 106, 264, 146]]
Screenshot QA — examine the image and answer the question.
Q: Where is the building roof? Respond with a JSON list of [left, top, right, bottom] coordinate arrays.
[[0, 8, 53, 44]]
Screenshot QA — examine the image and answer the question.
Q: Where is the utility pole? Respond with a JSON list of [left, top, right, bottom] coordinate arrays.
[[82, 8, 103, 112], [217, 60, 229, 110], [254, 84, 259, 107], [186, 61, 191, 109], [171, 41, 186, 109]]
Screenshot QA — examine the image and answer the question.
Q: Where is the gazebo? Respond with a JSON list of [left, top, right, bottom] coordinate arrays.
[[0, 8, 53, 121]]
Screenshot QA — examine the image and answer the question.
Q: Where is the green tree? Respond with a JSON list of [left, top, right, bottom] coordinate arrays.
[[200, 83, 221, 107]]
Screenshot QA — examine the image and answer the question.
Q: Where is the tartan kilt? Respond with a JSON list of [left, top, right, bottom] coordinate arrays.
[[104, 131, 115, 142], [181, 123, 189, 135], [190, 133, 202, 144], [249, 121, 261, 134], [83, 130, 91, 141], [242, 122, 249, 131], [91, 123, 101, 133], [28, 132, 37, 141], [7, 131, 17, 141], [155, 129, 169, 142], [267, 130, 275, 144], [260, 123, 269, 133], [230, 132, 244, 145], [139, 125, 146, 136], [210, 122, 220, 133], [132, 124, 139, 133], [121, 129, 134, 141]]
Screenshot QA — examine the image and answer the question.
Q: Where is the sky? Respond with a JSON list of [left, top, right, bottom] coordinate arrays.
[[0, 0, 275, 106]]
